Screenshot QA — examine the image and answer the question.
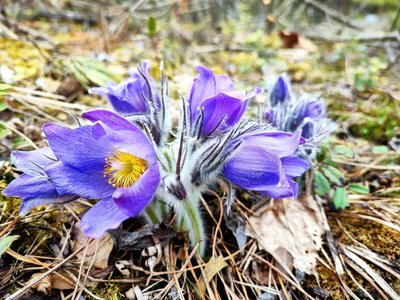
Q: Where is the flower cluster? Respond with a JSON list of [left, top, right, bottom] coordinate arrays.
[[263, 74, 336, 150], [3, 63, 318, 255]]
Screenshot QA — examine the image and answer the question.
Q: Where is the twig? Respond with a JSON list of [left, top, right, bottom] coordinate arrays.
[[5, 244, 87, 300], [300, 0, 362, 29]]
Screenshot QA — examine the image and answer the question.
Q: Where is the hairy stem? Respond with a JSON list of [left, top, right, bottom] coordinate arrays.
[[179, 195, 205, 256]]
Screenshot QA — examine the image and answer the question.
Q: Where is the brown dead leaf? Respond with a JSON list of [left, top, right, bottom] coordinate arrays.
[[72, 222, 114, 269], [29, 272, 75, 294], [197, 256, 228, 297], [245, 196, 323, 275]]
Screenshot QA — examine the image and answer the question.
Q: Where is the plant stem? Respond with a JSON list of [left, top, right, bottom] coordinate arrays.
[[180, 194, 205, 256]]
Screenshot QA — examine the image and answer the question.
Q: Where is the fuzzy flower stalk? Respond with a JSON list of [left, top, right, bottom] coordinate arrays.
[[3, 63, 310, 257]]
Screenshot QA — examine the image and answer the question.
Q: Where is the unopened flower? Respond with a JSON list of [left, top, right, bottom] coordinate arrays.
[[90, 61, 170, 145], [189, 66, 262, 137], [90, 61, 159, 115], [42, 110, 160, 238], [2, 148, 76, 214], [264, 74, 336, 146]]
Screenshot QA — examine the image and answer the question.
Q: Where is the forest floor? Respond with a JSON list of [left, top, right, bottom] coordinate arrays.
[[0, 1, 399, 299]]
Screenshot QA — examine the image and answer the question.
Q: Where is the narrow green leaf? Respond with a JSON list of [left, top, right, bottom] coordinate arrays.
[[148, 16, 157, 36], [347, 183, 370, 195], [0, 83, 13, 91], [0, 235, 19, 257], [0, 122, 12, 138], [322, 165, 345, 186], [313, 171, 331, 196], [332, 187, 348, 209], [0, 100, 8, 111], [334, 145, 354, 159]]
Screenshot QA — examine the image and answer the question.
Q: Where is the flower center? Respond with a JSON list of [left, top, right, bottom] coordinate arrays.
[[104, 149, 147, 188]]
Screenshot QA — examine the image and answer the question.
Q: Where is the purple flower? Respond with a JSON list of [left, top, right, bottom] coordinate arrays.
[[42, 110, 160, 238], [2, 148, 76, 215], [223, 130, 308, 198], [264, 75, 335, 144], [270, 74, 291, 106], [90, 61, 160, 115], [189, 66, 262, 137]]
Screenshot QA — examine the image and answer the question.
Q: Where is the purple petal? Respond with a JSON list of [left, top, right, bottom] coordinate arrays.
[[241, 130, 303, 158], [215, 74, 234, 94], [43, 124, 109, 172], [271, 75, 290, 105], [46, 162, 113, 199], [305, 100, 324, 118], [10, 148, 56, 177], [3, 174, 59, 200], [200, 93, 245, 136], [189, 66, 217, 119], [20, 195, 75, 215], [223, 145, 283, 190], [112, 164, 160, 217], [80, 197, 129, 239], [281, 155, 309, 177], [83, 109, 138, 132]]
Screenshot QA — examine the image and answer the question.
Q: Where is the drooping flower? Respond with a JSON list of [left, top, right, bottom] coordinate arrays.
[[188, 66, 262, 137], [89, 61, 159, 115], [2, 148, 76, 214], [222, 130, 308, 198], [264, 74, 336, 145], [90, 61, 170, 146], [42, 110, 160, 238]]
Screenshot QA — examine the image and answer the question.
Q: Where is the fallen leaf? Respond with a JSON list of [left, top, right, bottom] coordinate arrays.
[[73, 222, 114, 269], [245, 196, 323, 275], [197, 256, 228, 297]]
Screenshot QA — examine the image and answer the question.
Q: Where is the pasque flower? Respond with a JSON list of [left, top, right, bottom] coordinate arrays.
[[3, 110, 160, 239], [90, 61, 159, 115], [189, 66, 262, 137], [222, 130, 308, 198], [2, 148, 76, 215], [264, 74, 335, 144], [18, 110, 159, 238], [90, 61, 170, 146]]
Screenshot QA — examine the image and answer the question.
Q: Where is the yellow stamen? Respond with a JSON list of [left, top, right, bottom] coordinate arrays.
[[104, 149, 147, 188]]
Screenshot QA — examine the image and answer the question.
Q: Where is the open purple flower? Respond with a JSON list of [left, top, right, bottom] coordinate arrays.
[[90, 61, 160, 115], [2, 148, 76, 215], [189, 66, 262, 137], [43, 110, 160, 238], [223, 130, 308, 198]]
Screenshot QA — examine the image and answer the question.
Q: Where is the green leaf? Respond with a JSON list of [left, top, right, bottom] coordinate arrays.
[[0, 122, 12, 138], [0, 100, 8, 111], [372, 145, 389, 154], [332, 187, 348, 209], [0, 235, 19, 257], [334, 145, 354, 158], [322, 165, 345, 186], [12, 137, 30, 147], [347, 183, 370, 195], [148, 16, 157, 37], [0, 83, 13, 92], [313, 171, 331, 196]]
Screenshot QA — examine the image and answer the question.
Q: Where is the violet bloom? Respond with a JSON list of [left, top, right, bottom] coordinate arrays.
[[43, 110, 160, 238], [90, 61, 160, 115], [189, 66, 262, 137], [223, 130, 308, 198], [2, 148, 76, 214], [264, 74, 335, 144]]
